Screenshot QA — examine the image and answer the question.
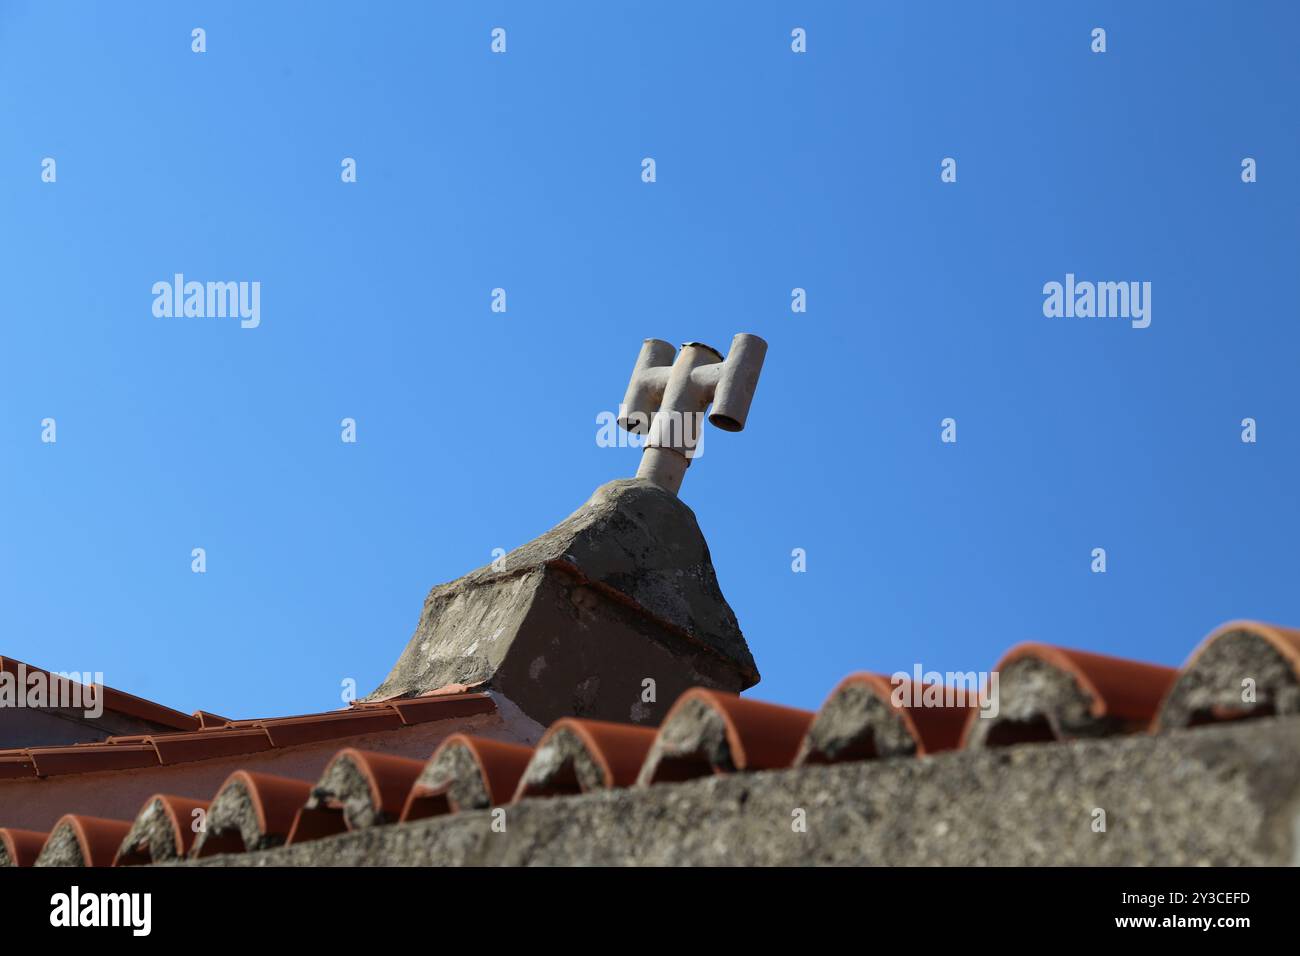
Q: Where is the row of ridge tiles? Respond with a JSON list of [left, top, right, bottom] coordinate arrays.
[[0, 693, 496, 779], [3, 620, 1296, 866]]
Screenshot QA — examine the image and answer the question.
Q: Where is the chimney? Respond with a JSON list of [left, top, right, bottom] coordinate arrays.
[[367, 334, 766, 728], [618, 333, 768, 495]]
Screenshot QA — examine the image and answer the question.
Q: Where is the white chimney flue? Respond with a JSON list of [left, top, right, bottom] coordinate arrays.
[[618, 333, 768, 495]]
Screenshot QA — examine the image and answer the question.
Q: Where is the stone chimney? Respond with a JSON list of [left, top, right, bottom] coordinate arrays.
[[367, 335, 767, 728]]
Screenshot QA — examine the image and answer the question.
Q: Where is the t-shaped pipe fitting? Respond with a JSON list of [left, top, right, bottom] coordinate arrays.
[[617, 333, 768, 495]]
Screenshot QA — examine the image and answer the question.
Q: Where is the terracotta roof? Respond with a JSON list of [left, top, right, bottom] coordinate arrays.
[[1, 618, 1293, 866], [288, 748, 425, 842], [35, 815, 132, 867], [114, 795, 209, 866], [0, 828, 47, 867], [401, 734, 534, 821], [0, 657, 198, 732], [515, 719, 657, 798], [0, 693, 497, 779]]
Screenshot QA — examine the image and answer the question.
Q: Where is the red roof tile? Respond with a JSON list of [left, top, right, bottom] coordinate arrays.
[[1190, 620, 1300, 670], [149, 728, 274, 765], [0, 691, 499, 782], [960, 642, 1178, 747], [192, 710, 232, 729], [0, 828, 47, 867], [1154, 620, 1300, 729], [39, 815, 132, 867], [384, 693, 497, 725], [114, 794, 210, 866], [330, 748, 425, 819], [3, 620, 1292, 865], [401, 734, 533, 821], [515, 719, 656, 799], [0, 755, 35, 780], [1000, 642, 1178, 725], [29, 743, 160, 776], [287, 748, 425, 844], [797, 673, 972, 765], [252, 710, 405, 747], [638, 689, 815, 785], [192, 771, 314, 858], [285, 806, 347, 845]]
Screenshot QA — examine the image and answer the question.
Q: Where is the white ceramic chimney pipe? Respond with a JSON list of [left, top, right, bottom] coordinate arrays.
[[618, 333, 768, 496]]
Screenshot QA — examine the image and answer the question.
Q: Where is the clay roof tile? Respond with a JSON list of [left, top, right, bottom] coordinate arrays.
[[288, 748, 426, 844], [114, 794, 210, 866], [0, 828, 48, 867], [29, 743, 160, 777], [36, 815, 132, 867], [385, 693, 497, 725], [251, 709, 404, 747], [962, 643, 1178, 748], [401, 734, 533, 821], [148, 728, 274, 765], [637, 689, 815, 785], [191, 771, 314, 858], [797, 672, 972, 765], [515, 719, 657, 799], [1156, 620, 1300, 730]]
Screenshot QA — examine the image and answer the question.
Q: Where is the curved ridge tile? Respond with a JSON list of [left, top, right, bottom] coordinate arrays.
[[963, 643, 1177, 748], [34, 815, 131, 867], [400, 734, 533, 821], [191, 771, 312, 859], [114, 795, 210, 866], [288, 748, 425, 844], [0, 828, 48, 867], [515, 719, 657, 799], [796, 673, 971, 765], [636, 689, 814, 786], [1157, 620, 1300, 730]]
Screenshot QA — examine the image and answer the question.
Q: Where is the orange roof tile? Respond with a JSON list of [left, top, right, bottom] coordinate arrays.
[[0, 828, 47, 867], [2, 620, 1293, 866]]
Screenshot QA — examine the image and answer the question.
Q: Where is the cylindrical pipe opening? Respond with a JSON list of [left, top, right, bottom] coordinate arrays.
[[709, 333, 767, 432]]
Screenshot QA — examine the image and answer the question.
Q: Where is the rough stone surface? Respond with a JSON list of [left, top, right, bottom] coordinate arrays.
[[965, 657, 1122, 748], [33, 823, 84, 867], [635, 696, 732, 784], [796, 682, 918, 763], [521, 728, 604, 794], [118, 798, 181, 864], [189, 715, 1300, 866], [309, 756, 386, 829], [367, 479, 758, 727], [413, 741, 491, 812], [1159, 629, 1300, 729], [193, 781, 278, 856]]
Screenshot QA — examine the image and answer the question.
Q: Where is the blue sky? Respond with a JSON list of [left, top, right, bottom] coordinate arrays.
[[2, 1, 1297, 719]]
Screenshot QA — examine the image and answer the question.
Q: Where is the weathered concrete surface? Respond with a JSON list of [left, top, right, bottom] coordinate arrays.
[[1159, 628, 1300, 729], [965, 656, 1119, 748], [193, 715, 1300, 866], [367, 479, 759, 727]]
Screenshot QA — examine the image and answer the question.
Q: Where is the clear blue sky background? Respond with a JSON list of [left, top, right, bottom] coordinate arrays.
[[2, 2, 1297, 719]]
